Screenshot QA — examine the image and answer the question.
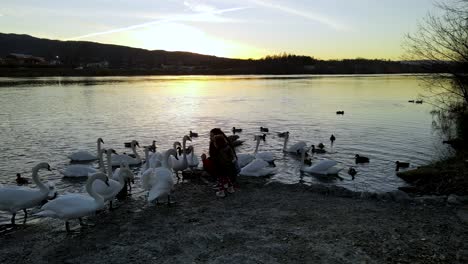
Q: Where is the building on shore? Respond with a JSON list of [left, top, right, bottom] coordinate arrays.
[[5, 53, 46, 65]]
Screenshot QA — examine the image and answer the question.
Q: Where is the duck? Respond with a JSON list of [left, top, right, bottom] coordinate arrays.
[[415, 100, 423, 104], [395, 161, 410, 171], [300, 148, 342, 175], [355, 154, 370, 164], [15, 173, 30, 185], [330, 134, 336, 146], [260, 126, 269, 132], [147, 140, 157, 153], [0, 162, 52, 225], [189, 131, 199, 138], [232, 127, 243, 134], [254, 134, 267, 142], [348, 167, 357, 179], [278, 131, 289, 138], [36, 172, 108, 233], [283, 132, 307, 154], [336, 111, 345, 115], [311, 145, 326, 154], [141, 149, 178, 204], [408, 100, 415, 103], [111, 140, 142, 166], [68, 138, 104, 162]]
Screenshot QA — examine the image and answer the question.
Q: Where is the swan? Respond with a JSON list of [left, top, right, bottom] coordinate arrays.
[[62, 148, 106, 177], [300, 148, 343, 175], [113, 161, 135, 193], [111, 140, 142, 166], [239, 158, 277, 177], [170, 135, 192, 181], [0, 162, 52, 225], [68, 138, 104, 162], [283, 132, 307, 154], [186, 145, 200, 170], [93, 149, 129, 210], [141, 149, 178, 204], [253, 135, 275, 163], [36, 172, 108, 232]]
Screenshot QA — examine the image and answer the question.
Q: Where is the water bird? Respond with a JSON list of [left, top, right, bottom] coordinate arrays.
[[16, 173, 30, 185], [336, 111, 345, 115], [112, 140, 142, 166], [62, 149, 107, 177], [300, 148, 342, 175], [189, 130, 198, 138], [227, 135, 240, 142], [232, 127, 242, 134], [311, 145, 326, 154], [282, 132, 307, 154], [36, 172, 109, 233], [348, 167, 357, 179], [415, 100, 423, 104], [254, 134, 267, 142], [147, 140, 157, 153], [69, 138, 104, 162], [253, 134, 275, 164], [170, 135, 192, 182], [240, 159, 277, 177], [395, 161, 410, 171], [278, 131, 289, 138], [408, 100, 415, 103], [355, 154, 370, 164], [0, 163, 52, 225], [260, 127, 269, 132], [330, 134, 336, 146]]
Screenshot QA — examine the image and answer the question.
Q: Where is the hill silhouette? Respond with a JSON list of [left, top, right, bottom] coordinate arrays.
[[0, 33, 431, 76]]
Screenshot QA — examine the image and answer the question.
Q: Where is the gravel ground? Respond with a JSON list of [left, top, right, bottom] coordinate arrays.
[[1, 177, 467, 264]]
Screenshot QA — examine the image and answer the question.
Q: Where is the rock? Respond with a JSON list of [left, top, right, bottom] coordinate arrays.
[[397, 167, 439, 183], [389, 190, 412, 202], [447, 194, 462, 205], [398, 186, 420, 194], [456, 208, 468, 225], [414, 195, 446, 205], [360, 192, 374, 199], [376, 192, 392, 201]]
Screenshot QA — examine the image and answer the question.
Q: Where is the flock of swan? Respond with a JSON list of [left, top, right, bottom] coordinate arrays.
[[0, 129, 354, 232]]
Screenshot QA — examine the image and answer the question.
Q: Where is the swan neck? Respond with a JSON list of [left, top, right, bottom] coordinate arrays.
[[32, 165, 48, 193], [182, 139, 188, 162], [163, 150, 173, 168], [106, 151, 113, 179], [86, 175, 104, 204], [254, 138, 261, 154], [98, 149, 105, 172], [97, 139, 102, 157], [132, 143, 141, 162], [283, 136, 289, 151]]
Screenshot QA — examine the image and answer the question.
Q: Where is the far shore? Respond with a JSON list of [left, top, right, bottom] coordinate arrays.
[[1, 177, 467, 264]]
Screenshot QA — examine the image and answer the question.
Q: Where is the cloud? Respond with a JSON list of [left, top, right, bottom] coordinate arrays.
[[183, 0, 216, 13], [67, 6, 249, 40], [250, 0, 350, 31]]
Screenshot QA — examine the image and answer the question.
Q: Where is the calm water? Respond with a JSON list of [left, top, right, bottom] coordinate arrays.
[[0, 75, 448, 206]]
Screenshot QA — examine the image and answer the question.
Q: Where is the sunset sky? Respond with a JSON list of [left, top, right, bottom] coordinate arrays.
[[1, 0, 443, 59]]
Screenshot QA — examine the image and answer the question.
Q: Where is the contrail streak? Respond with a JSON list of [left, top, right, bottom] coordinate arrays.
[[67, 7, 248, 40]]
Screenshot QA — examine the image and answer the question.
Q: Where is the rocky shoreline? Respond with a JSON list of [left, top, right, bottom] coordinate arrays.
[[1, 176, 468, 264]]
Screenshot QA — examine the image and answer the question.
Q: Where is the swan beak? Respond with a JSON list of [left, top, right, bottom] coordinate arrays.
[[136, 142, 140, 148], [112, 149, 117, 154], [47, 165, 52, 171], [100, 139, 105, 144]]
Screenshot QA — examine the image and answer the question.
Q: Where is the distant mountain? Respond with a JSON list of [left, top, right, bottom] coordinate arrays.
[[0, 33, 236, 68]]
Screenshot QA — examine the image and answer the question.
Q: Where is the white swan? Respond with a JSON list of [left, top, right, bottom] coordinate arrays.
[[111, 140, 142, 166], [253, 135, 275, 163], [239, 158, 277, 177], [68, 138, 104, 162], [36, 172, 108, 232], [299, 147, 343, 175], [170, 135, 192, 180], [62, 149, 106, 177], [93, 149, 129, 210], [0, 162, 52, 225], [141, 149, 178, 204], [283, 132, 307, 154], [113, 161, 135, 193], [186, 145, 200, 170]]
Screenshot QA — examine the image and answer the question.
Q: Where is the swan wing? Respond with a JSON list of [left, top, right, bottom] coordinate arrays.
[[68, 151, 97, 161], [92, 179, 123, 201], [240, 159, 277, 177], [62, 165, 97, 177], [287, 141, 307, 153], [302, 160, 339, 175], [326, 166, 343, 175], [148, 168, 174, 202], [237, 153, 255, 168], [255, 152, 275, 162], [38, 194, 102, 219], [0, 187, 47, 212]]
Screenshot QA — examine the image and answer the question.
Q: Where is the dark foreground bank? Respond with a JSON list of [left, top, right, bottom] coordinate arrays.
[[1, 177, 467, 264]]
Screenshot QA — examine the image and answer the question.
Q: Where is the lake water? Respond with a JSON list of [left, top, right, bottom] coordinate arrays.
[[0, 74, 449, 208]]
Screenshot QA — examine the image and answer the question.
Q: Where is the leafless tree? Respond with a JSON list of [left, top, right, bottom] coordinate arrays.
[[404, 0, 468, 110]]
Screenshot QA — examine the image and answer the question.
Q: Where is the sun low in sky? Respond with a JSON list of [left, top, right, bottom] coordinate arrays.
[[0, 0, 443, 60]]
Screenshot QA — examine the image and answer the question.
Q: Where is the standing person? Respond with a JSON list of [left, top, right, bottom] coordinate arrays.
[[202, 128, 239, 197]]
